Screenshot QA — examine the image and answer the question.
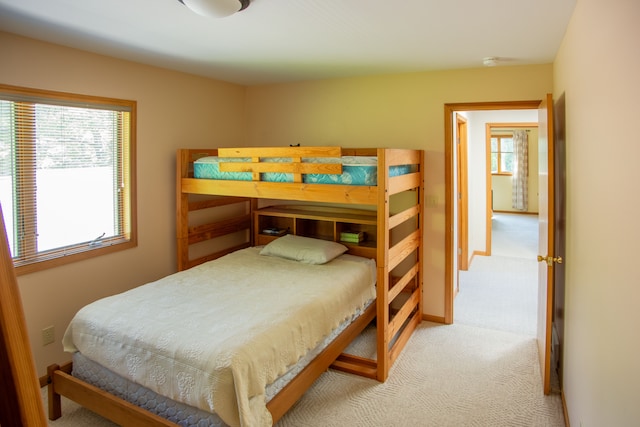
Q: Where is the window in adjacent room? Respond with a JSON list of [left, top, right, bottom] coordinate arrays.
[[490, 134, 514, 175], [0, 84, 137, 275]]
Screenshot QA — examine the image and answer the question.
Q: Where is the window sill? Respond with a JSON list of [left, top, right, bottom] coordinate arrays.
[[14, 238, 137, 276]]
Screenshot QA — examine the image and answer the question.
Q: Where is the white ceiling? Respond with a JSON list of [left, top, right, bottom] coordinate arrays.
[[0, 0, 576, 86]]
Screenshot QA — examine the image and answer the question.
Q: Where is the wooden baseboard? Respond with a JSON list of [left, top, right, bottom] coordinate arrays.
[[492, 210, 539, 215], [422, 313, 446, 324], [562, 390, 570, 427], [469, 250, 488, 266]]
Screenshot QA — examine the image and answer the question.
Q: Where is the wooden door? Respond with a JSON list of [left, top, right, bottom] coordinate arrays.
[[552, 93, 567, 389], [536, 93, 557, 394], [0, 203, 47, 426]]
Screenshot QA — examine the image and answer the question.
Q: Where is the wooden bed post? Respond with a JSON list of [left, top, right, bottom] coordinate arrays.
[[376, 148, 391, 381], [418, 150, 425, 317], [47, 364, 63, 420], [176, 149, 190, 272], [250, 198, 258, 246]]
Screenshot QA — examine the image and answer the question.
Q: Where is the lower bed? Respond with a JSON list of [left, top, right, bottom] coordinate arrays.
[[61, 246, 376, 427]]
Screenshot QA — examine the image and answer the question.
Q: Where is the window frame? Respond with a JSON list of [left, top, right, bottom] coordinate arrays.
[[490, 133, 514, 176], [0, 84, 137, 276]]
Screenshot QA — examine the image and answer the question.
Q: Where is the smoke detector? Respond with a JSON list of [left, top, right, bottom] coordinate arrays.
[[483, 57, 499, 67]]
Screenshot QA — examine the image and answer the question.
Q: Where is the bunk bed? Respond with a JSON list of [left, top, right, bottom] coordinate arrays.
[[47, 146, 424, 427]]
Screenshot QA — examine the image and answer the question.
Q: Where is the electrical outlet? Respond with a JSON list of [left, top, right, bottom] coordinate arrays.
[[42, 325, 55, 346]]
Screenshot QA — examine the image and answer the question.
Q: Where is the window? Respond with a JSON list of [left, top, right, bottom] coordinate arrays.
[[0, 84, 136, 275], [491, 135, 514, 175]]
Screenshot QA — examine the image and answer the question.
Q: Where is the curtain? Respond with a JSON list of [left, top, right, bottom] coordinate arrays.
[[511, 130, 529, 211]]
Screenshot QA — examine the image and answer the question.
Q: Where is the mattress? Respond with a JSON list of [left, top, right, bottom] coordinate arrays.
[[193, 156, 412, 185], [71, 299, 372, 427], [63, 248, 376, 427]]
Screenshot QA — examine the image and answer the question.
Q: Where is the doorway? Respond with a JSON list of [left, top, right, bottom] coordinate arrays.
[[444, 100, 541, 325], [444, 98, 566, 396], [451, 109, 540, 337]]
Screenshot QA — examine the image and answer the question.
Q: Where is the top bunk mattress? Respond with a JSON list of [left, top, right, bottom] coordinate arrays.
[[193, 156, 412, 185], [62, 246, 376, 427]]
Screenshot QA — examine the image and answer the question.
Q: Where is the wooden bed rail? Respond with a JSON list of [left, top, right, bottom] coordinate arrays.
[[176, 196, 253, 271], [177, 147, 423, 205], [218, 147, 343, 183], [47, 363, 177, 426], [218, 146, 342, 158], [182, 179, 380, 205], [390, 171, 422, 195], [177, 149, 256, 271]]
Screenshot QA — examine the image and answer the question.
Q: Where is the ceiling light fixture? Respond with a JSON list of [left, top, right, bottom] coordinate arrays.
[[178, 0, 250, 18], [483, 57, 499, 67]]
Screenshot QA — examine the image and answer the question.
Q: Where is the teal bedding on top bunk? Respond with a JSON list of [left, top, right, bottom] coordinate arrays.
[[193, 156, 412, 186]]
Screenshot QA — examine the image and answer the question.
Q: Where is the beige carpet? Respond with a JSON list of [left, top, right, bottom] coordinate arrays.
[[490, 213, 538, 259], [455, 255, 538, 336], [455, 213, 539, 336], [44, 322, 564, 427], [279, 323, 564, 426]]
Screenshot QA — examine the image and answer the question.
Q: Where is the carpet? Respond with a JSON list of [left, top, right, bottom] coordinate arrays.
[[278, 323, 563, 427], [455, 213, 539, 336], [44, 323, 564, 426], [455, 255, 538, 336], [490, 213, 538, 259]]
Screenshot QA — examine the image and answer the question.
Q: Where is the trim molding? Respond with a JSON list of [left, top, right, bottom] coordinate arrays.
[[562, 390, 570, 427], [422, 314, 446, 324], [469, 250, 487, 266], [493, 210, 539, 215]]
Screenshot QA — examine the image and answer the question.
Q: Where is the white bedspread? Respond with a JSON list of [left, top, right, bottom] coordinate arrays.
[[62, 247, 376, 427]]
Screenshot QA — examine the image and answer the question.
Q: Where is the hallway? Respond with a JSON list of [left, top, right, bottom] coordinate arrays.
[[454, 213, 539, 336]]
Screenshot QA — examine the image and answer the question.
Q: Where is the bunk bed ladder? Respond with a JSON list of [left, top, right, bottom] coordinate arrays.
[[375, 148, 424, 382]]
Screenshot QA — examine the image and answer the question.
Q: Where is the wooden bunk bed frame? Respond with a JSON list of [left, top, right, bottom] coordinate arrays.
[[47, 146, 424, 426]]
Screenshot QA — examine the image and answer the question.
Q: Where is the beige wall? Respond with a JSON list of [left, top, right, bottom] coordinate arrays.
[[245, 67, 553, 317], [553, 0, 640, 425], [0, 31, 247, 376], [1, 31, 555, 376]]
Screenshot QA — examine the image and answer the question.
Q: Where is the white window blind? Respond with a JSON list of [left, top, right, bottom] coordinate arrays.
[[0, 85, 136, 274]]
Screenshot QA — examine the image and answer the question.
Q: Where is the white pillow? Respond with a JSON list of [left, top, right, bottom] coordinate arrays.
[[260, 234, 348, 264]]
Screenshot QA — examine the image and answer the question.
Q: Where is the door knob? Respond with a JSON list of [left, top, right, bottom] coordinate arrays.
[[537, 255, 563, 266]]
